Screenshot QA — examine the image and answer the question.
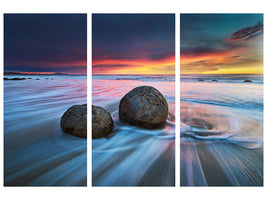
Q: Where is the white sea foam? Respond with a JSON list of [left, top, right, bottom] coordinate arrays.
[[92, 75, 175, 186], [4, 75, 87, 186], [180, 74, 263, 186]]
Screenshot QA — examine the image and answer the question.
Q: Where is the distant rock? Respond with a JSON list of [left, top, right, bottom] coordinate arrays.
[[119, 86, 168, 129], [92, 105, 113, 139], [243, 80, 252, 82], [116, 78, 139, 80], [181, 118, 213, 130], [28, 78, 32, 79], [36, 78, 40, 80], [60, 104, 87, 138], [198, 79, 204, 82], [4, 71, 70, 76], [211, 79, 217, 82], [4, 77, 26, 80], [4, 72, 24, 75]]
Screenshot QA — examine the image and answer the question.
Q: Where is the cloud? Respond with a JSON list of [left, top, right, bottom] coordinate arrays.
[[92, 14, 175, 66], [231, 55, 241, 59], [181, 46, 224, 58], [5, 65, 86, 73], [92, 64, 132, 68], [4, 14, 87, 73], [227, 20, 263, 42]]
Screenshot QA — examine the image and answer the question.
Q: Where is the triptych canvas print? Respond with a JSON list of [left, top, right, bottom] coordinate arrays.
[[3, 13, 263, 186]]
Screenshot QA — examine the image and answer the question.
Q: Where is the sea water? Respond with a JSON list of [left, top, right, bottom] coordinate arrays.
[[4, 75, 87, 186], [180, 74, 263, 186], [92, 74, 175, 186]]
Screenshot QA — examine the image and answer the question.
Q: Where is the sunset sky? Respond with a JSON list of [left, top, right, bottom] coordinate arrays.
[[181, 14, 263, 74], [4, 14, 87, 74], [92, 14, 175, 75]]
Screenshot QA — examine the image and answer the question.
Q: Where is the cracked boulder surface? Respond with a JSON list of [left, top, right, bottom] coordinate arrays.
[[119, 86, 168, 129], [60, 104, 87, 138], [92, 105, 113, 139]]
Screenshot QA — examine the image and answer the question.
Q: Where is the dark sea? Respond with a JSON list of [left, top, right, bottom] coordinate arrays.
[[92, 74, 175, 186], [180, 74, 263, 186], [4, 75, 87, 186]]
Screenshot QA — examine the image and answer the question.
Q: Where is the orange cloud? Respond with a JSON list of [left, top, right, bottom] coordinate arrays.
[[92, 56, 175, 75], [181, 46, 263, 74]]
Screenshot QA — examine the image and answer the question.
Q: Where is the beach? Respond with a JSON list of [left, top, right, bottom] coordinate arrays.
[[4, 75, 87, 186], [92, 74, 175, 186], [180, 74, 263, 186]]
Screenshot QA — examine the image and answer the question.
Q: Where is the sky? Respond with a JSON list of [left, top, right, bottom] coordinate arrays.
[[4, 14, 87, 74], [92, 14, 175, 75], [181, 14, 263, 74]]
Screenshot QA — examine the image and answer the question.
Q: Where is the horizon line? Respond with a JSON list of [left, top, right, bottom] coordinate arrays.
[[92, 73, 175, 76], [180, 73, 263, 75], [4, 71, 86, 75]]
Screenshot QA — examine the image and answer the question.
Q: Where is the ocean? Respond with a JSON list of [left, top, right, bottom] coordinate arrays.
[[180, 74, 263, 186], [92, 74, 175, 186], [4, 74, 87, 186], [4, 73, 261, 186]]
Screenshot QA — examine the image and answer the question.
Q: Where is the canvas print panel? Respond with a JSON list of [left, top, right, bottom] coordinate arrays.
[[92, 14, 175, 186], [4, 14, 87, 186], [180, 14, 263, 186]]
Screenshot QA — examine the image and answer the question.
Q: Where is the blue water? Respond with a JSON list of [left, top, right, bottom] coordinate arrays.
[[180, 74, 263, 186], [92, 74, 175, 186], [4, 75, 87, 186]]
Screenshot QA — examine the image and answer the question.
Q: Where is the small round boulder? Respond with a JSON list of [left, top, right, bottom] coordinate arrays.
[[119, 86, 168, 129], [60, 104, 87, 138], [92, 105, 113, 139]]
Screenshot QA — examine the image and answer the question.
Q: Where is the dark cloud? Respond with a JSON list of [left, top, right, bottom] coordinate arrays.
[[180, 14, 263, 74], [181, 37, 247, 58], [4, 14, 87, 73], [6, 65, 86, 73], [231, 55, 241, 59], [92, 14, 175, 63], [180, 14, 262, 58], [182, 59, 221, 69], [228, 20, 263, 42], [181, 46, 224, 57]]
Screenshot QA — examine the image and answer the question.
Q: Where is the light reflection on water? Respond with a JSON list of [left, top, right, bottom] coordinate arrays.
[[4, 77, 87, 186], [180, 76, 263, 186], [92, 75, 175, 186]]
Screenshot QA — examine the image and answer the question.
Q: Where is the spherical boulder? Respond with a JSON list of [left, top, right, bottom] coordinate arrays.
[[92, 105, 113, 139], [60, 104, 87, 138], [119, 86, 168, 129]]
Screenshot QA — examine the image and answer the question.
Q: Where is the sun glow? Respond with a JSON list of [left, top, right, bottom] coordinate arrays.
[[92, 56, 175, 75]]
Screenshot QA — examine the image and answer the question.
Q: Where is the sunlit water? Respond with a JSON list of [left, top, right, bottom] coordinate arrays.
[[92, 75, 175, 186], [4, 75, 87, 186], [180, 74, 263, 186]]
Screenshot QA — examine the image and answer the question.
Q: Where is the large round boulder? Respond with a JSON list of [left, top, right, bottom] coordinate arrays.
[[92, 105, 113, 139], [60, 104, 87, 138], [119, 86, 168, 129]]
